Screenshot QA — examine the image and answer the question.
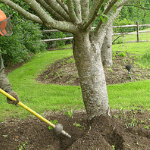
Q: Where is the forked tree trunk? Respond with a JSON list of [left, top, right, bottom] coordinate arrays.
[[73, 32, 110, 120]]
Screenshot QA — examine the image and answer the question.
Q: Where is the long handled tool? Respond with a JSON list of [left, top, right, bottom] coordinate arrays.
[[0, 88, 71, 138]]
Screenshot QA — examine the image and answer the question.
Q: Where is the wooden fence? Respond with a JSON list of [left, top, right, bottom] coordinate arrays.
[[41, 22, 150, 43]]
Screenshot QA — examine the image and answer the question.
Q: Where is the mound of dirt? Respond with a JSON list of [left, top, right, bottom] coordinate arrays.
[[36, 51, 150, 85], [1, 110, 150, 149]]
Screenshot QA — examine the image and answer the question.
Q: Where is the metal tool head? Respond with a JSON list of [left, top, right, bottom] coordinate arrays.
[[54, 124, 63, 135], [54, 124, 71, 138]]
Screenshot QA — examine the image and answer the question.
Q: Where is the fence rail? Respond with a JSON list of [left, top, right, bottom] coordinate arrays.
[[42, 22, 150, 43]]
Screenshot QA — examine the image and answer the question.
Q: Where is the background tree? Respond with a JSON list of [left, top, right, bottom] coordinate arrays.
[[0, 0, 129, 120], [102, 0, 150, 66], [101, 6, 122, 67]]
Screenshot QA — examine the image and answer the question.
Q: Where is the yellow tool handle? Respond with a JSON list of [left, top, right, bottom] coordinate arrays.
[[0, 88, 55, 128]]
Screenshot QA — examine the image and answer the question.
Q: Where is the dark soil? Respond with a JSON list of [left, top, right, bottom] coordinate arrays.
[[1, 51, 150, 150], [1, 110, 150, 150]]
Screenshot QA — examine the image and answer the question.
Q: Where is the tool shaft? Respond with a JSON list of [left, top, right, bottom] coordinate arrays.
[[0, 88, 71, 138], [0, 88, 55, 128]]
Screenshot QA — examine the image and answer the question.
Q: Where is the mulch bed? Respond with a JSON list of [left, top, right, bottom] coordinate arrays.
[[36, 51, 150, 86]]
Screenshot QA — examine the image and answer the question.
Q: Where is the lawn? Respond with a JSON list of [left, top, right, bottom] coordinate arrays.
[[112, 41, 150, 55], [0, 42, 150, 122]]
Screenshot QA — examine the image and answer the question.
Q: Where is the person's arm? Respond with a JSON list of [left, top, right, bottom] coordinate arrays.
[[0, 55, 19, 105], [0, 56, 12, 92]]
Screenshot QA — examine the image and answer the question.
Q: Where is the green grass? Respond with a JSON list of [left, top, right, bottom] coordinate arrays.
[[138, 50, 150, 69], [112, 42, 150, 55], [108, 80, 150, 111], [0, 48, 83, 122], [0, 43, 150, 122]]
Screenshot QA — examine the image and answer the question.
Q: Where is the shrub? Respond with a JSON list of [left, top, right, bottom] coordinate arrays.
[[21, 20, 47, 53], [0, 32, 28, 65], [0, 18, 47, 65], [48, 31, 67, 48], [0, 4, 47, 65]]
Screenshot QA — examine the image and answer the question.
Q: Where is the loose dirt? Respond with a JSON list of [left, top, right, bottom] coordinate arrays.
[[1, 51, 150, 150], [1, 110, 150, 150]]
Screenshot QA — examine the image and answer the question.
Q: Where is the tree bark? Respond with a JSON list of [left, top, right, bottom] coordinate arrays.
[[101, 21, 113, 67], [101, 6, 123, 67], [73, 32, 110, 120]]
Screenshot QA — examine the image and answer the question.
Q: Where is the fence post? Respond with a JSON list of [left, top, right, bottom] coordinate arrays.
[[136, 21, 139, 42]]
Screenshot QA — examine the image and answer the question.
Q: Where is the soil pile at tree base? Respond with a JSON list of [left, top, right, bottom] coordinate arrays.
[[1, 110, 150, 150]]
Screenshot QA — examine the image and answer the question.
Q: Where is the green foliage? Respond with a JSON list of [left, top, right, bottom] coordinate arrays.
[[19, 142, 28, 150], [73, 122, 84, 129], [51, 32, 66, 47], [48, 120, 58, 130], [118, 2, 150, 25], [143, 126, 149, 129], [0, 19, 47, 65], [120, 1, 150, 24], [64, 109, 74, 118], [113, 1, 150, 34], [113, 18, 134, 33], [108, 68, 113, 73], [20, 21, 46, 53], [41, 24, 72, 49], [0, 33, 28, 64], [111, 145, 115, 150], [118, 52, 126, 57], [0, 4, 47, 65], [125, 117, 138, 127]]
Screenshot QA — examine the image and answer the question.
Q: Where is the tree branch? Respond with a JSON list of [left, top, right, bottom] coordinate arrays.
[[23, 0, 78, 33], [24, 0, 55, 24], [56, 0, 69, 14], [67, 0, 79, 23], [94, 0, 118, 34], [104, 0, 118, 15], [0, 0, 78, 33], [81, 0, 89, 22], [0, 0, 43, 24], [46, 21, 79, 34], [73, 0, 82, 22], [44, 0, 71, 22], [36, 0, 65, 21], [83, 0, 105, 30], [94, 6, 122, 42]]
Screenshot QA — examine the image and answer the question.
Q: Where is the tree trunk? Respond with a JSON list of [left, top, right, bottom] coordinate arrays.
[[73, 32, 110, 120], [101, 7, 123, 67], [101, 21, 113, 67]]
